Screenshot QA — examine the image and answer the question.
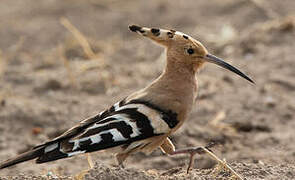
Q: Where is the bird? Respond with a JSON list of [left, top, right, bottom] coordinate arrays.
[[0, 25, 254, 173]]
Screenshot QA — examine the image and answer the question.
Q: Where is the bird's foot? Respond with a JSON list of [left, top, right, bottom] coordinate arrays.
[[169, 142, 216, 173]]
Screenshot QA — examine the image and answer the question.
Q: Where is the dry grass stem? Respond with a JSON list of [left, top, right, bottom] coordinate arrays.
[[0, 50, 5, 79], [210, 111, 226, 126], [59, 45, 78, 88], [86, 153, 94, 169], [73, 154, 95, 180], [60, 17, 98, 60], [208, 111, 238, 136], [202, 147, 243, 180], [246, 0, 279, 19], [74, 170, 88, 180]]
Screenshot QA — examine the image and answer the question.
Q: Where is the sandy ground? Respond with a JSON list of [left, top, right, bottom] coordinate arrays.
[[0, 0, 295, 179]]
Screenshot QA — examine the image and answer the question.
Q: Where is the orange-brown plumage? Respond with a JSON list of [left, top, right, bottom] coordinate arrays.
[[0, 25, 253, 172]]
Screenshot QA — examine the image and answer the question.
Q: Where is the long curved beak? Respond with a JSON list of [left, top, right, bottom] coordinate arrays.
[[204, 54, 254, 84]]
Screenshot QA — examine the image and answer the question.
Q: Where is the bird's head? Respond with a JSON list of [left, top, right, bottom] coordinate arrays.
[[129, 25, 254, 84]]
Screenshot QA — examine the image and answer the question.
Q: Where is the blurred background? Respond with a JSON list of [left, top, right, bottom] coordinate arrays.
[[0, 0, 294, 177]]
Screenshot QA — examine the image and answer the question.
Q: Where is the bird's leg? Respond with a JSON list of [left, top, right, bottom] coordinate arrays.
[[160, 138, 243, 179], [160, 138, 216, 173], [116, 143, 146, 168], [116, 153, 128, 168], [168, 146, 212, 173]]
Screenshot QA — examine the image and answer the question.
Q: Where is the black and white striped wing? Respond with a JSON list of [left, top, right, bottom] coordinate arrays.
[[36, 99, 179, 163]]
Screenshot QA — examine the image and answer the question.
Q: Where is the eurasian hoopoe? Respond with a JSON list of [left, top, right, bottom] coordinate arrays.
[[0, 25, 254, 173]]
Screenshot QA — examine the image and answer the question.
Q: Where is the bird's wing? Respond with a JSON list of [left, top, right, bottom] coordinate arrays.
[[35, 99, 178, 163], [33, 99, 125, 149]]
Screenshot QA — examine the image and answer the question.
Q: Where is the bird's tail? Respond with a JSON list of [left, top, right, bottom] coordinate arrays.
[[0, 147, 44, 169], [0, 142, 73, 170]]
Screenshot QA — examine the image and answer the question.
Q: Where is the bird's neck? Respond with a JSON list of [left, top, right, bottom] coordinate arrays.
[[163, 58, 196, 82], [134, 56, 197, 120], [153, 56, 198, 99], [126, 55, 199, 129]]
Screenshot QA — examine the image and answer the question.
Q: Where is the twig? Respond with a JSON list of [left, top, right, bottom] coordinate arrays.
[[60, 17, 98, 60], [86, 153, 94, 169], [202, 147, 244, 180], [0, 50, 5, 79], [246, 0, 279, 19], [208, 111, 238, 136], [73, 154, 94, 180], [59, 44, 78, 88], [210, 111, 226, 126]]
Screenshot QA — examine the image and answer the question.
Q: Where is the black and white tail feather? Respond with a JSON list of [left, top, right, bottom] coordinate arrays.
[[0, 99, 178, 169]]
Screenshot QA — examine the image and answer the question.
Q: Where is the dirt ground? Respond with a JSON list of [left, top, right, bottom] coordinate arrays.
[[0, 0, 295, 179]]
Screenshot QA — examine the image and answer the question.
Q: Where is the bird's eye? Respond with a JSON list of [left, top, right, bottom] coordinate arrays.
[[187, 48, 194, 55]]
